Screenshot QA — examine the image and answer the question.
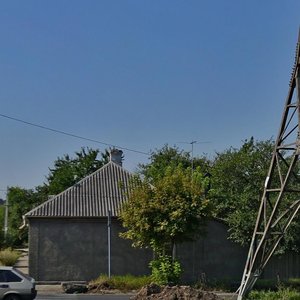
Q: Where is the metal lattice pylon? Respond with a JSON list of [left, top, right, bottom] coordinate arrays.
[[237, 32, 300, 299]]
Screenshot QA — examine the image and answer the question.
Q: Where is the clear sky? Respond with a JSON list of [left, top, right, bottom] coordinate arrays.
[[1, 1, 300, 199]]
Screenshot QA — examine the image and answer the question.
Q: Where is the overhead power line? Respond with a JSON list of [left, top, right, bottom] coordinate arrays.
[[0, 113, 149, 156]]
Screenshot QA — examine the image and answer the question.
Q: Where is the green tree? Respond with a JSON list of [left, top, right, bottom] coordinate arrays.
[[45, 147, 109, 195], [210, 138, 274, 246], [139, 144, 211, 183], [5, 187, 41, 246], [120, 165, 211, 254], [120, 165, 211, 283]]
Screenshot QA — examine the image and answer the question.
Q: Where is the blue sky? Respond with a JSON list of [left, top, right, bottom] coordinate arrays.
[[1, 1, 300, 199]]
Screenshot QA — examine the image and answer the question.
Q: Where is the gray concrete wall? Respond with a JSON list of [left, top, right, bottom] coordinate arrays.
[[178, 220, 247, 283], [28, 218, 152, 281], [29, 218, 298, 284]]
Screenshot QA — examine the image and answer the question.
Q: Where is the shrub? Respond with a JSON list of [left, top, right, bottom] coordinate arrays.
[[149, 255, 182, 285], [0, 248, 20, 266]]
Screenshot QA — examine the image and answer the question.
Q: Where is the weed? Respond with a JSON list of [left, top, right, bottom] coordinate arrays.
[[90, 274, 152, 292], [0, 248, 20, 266]]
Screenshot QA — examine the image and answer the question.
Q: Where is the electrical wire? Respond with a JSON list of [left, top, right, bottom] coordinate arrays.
[[0, 113, 150, 156]]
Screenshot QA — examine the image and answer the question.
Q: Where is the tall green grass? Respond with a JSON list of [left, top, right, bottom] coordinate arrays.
[[0, 248, 20, 266], [90, 274, 152, 292], [248, 288, 300, 300]]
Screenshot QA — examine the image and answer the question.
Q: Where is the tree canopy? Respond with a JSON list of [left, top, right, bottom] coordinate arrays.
[[44, 147, 109, 195], [210, 138, 274, 246], [139, 144, 211, 183], [120, 165, 211, 255]]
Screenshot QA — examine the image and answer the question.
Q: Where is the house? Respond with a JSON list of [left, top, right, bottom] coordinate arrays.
[[25, 149, 152, 282]]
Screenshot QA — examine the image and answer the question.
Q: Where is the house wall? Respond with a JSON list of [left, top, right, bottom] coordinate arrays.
[[178, 220, 247, 284], [28, 218, 152, 282], [28, 218, 300, 284]]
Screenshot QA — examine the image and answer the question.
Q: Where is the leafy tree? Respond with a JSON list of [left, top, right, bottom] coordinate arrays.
[[120, 165, 211, 255], [120, 164, 211, 283], [44, 147, 109, 195], [210, 138, 274, 246], [5, 187, 41, 246], [139, 144, 211, 183]]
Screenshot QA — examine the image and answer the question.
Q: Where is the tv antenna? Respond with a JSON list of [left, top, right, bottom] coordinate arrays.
[[177, 140, 211, 171]]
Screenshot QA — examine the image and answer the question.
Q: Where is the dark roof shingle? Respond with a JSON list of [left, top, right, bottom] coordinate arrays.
[[26, 161, 132, 218]]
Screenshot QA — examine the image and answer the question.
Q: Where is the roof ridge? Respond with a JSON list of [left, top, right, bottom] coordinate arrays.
[[25, 161, 133, 218]]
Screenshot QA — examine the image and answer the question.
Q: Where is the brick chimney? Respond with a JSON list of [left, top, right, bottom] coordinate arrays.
[[110, 149, 123, 166]]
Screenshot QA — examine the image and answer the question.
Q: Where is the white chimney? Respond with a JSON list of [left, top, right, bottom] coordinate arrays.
[[110, 149, 123, 166]]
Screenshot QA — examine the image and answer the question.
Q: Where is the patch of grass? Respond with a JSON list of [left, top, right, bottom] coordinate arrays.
[[0, 248, 20, 266], [90, 274, 152, 292], [247, 288, 300, 300]]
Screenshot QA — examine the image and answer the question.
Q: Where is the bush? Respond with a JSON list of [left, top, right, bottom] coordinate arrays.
[[149, 255, 182, 285], [0, 248, 20, 266], [90, 274, 152, 292]]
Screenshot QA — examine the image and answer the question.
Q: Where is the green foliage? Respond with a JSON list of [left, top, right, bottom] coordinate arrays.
[[248, 288, 300, 300], [6, 187, 43, 246], [120, 165, 211, 253], [0, 205, 4, 238], [210, 138, 274, 246], [121, 145, 211, 284], [0, 248, 20, 266], [90, 274, 152, 291], [139, 145, 211, 183], [45, 147, 109, 195], [149, 255, 182, 285]]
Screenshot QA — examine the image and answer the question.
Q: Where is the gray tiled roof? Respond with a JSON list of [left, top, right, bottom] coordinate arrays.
[[25, 161, 132, 218]]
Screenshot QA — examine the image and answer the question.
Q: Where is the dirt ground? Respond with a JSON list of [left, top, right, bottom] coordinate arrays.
[[131, 284, 224, 300]]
